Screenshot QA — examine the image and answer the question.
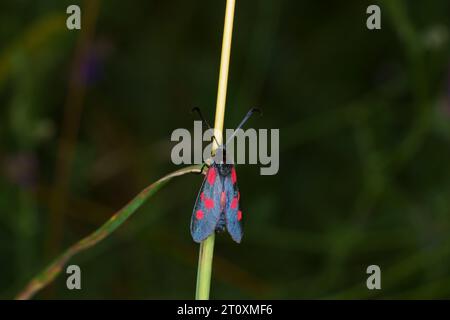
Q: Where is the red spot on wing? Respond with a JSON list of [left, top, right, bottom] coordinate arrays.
[[231, 197, 238, 209], [237, 191, 240, 201], [204, 197, 214, 210], [207, 168, 216, 185], [196, 210, 204, 220], [231, 167, 237, 184], [237, 210, 242, 221], [200, 192, 205, 201]]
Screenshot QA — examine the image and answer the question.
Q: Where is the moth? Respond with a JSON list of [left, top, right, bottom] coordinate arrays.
[[190, 108, 259, 243]]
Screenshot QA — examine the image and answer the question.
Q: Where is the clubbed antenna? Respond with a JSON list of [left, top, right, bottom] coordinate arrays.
[[225, 108, 261, 145], [192, 107, 220, 147]]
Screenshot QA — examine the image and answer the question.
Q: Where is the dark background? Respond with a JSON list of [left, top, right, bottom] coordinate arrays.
[[1, 0, 450, 299]]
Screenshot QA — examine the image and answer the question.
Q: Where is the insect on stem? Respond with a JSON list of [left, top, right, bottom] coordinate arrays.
[[195, 0, 236, 300]]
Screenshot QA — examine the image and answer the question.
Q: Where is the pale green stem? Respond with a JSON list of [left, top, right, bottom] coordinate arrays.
[[195, 0, 236, 300]]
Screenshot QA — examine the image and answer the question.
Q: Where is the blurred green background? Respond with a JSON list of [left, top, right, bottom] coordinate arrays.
[[1, 0, 450, 299]]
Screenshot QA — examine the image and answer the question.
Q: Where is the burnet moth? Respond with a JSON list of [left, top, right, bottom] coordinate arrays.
[[190, 107, 260, 243]]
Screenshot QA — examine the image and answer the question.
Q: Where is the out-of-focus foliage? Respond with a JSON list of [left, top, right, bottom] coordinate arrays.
[[1, 0, 450, 299]]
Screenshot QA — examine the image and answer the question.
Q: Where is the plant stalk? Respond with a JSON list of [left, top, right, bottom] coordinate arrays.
[[195, 0, 236, 300]]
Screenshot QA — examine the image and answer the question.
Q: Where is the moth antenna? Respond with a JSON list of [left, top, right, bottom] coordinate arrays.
[[191, 107, 212, 130], [225, 108, 261, 145], [191, 107, 220, 148]]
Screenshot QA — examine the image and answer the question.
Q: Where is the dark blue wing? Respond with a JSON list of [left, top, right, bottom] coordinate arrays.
[[224, 166, 243, 243], [190, 165, 223, 243]]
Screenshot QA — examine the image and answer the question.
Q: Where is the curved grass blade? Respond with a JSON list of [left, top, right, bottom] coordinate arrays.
[[16, 165, 202, 300]]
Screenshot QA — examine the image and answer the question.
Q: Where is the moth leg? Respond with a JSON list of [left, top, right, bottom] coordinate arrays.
[[196, 162, 210, 175]]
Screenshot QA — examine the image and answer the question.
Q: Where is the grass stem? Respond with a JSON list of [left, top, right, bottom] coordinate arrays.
[[195, 0, 236, 300]]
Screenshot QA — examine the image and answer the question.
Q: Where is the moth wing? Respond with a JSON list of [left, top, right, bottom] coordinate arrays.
[[224, 167, 243, 243], [190, 165, 223, 243]]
